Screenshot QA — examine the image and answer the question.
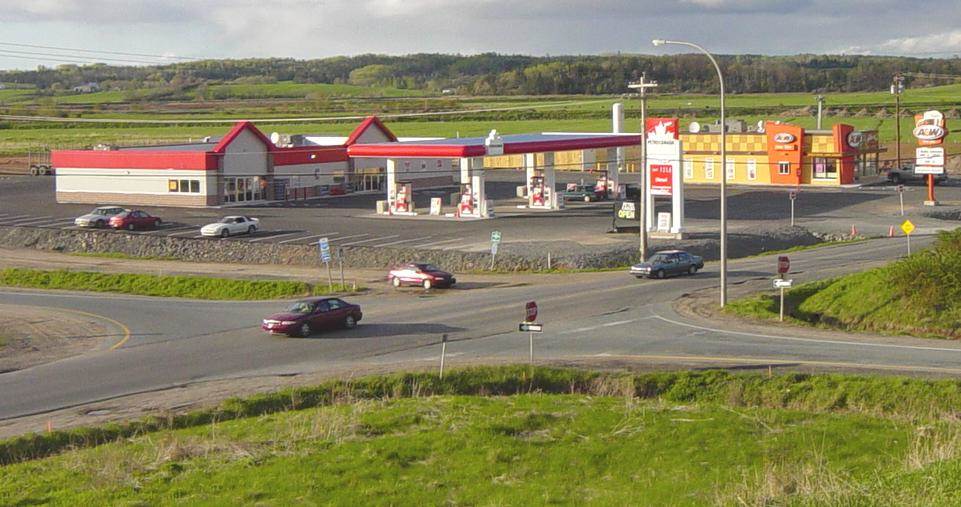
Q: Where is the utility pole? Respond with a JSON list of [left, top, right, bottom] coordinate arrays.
[[816, 95, 825, 130], [891, 74, 905, 169], [628, 74, 657, 261]]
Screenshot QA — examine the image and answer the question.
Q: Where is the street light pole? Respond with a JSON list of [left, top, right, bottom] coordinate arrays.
[[628, 75, 658, 261], [816, 95, 825, 130], [653, 38, 727, 307], [892, 74, 905, 169]]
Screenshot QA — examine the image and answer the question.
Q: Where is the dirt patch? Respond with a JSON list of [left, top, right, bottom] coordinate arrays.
[[0, 304, 118, 373]]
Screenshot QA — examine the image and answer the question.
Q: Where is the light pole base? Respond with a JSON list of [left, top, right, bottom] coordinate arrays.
[[650, 231, 687, 240], [924, 200, 940, 207]]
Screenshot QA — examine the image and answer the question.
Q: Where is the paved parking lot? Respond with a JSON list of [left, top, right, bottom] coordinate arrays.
[[1, 171, 959, 254]]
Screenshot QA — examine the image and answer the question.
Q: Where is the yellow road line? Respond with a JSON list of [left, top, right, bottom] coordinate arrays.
[[57, 308, 131, 351]]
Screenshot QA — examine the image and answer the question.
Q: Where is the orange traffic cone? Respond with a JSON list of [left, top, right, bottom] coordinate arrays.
[[850, 224, 858, 237], [888, 225, 895, 238]]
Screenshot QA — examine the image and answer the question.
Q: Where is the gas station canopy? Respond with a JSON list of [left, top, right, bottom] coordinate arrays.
[[347, 133, 641, 158]]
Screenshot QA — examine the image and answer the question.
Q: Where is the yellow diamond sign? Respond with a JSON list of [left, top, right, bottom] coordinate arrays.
[[901, 220, 915, 236]]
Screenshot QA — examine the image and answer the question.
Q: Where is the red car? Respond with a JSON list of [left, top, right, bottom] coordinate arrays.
[[109, 210, 162, 230], [388, 263, 456, 289], [261, 297, 362, 337]]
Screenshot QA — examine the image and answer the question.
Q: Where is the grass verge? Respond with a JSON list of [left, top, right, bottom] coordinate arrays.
[[726, 229, 961, 339], [745, 237, 868, 258], [0, 268, 357, 300], [6, 366, 961, 504]]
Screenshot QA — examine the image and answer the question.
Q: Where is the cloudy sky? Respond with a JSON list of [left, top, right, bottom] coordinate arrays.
[[0, 0, 958, 69]]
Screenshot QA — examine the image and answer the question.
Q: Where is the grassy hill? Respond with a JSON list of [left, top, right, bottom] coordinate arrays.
[[5, 367, 961, 504]]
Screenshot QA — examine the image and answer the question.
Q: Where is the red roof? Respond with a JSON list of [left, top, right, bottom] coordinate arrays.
[[51, 150, 219, 171], [345, 116, 398, 146], [213, 121, 275, 153], [273, 146, 349, 166]]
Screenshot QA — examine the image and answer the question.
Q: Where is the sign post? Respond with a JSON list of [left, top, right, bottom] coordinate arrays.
[[788, 191, 797, 226], [338, 247, 346, 288], [318, 237, 333, 290], [901, 219, 915, 255], [490, 230, 501, 270], [439, 333, 448, 379], [522, 301, 539, 366], [776, 256, 791, 322], [897, 184, 905, 216], [913, 110, 947, 206], [773, 278, 794, 322]]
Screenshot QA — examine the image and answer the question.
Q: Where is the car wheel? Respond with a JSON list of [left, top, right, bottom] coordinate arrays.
[[890, 174, 902, 185], [344, 315, 357, 329], [155, 218, 162, 226], [126, 223, 135, 231], [95, 220, 105, 228], [248, 225, 256, 235], [392, 277, 401, 288], [220, 228, 229, 238], [634, 275, 644, 279], [299, 322, 311, 337], [655, 269, 666, 279], [688, 266, 697, 275], [423, 279, 432, 290]]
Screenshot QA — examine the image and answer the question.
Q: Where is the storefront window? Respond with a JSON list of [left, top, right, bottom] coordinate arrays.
[[747, 159, 757, 180], [778, 162, 791, 175], [683, 160, 693, 180], [813, 158, 837, 179], [726, 159, 736, 180], [704, 159, 715, 180]]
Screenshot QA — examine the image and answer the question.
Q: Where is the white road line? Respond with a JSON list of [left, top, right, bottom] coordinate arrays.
[[327, 233, 370, 243], [7, 215, 49, 224], [1, 214, 33, 221], [278, 233, 340, 245], [36, 219, 76, 227], [340, 235, 400, 246], [653, 314, 961, 354], [166, 228, 202, 237], [377, 236, 433, 247], [247, 231, 308, 242], [140, 225, 195, 235], [441, 242, 481, 251], [8, 216, 55, 226], [415, 237, 466, 248], [559, 317, 654, 335]]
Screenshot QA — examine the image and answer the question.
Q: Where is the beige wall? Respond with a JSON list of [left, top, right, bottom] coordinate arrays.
[[223, 129, 269, 176], [274, 161, 347, 188], [56, 168, 212, 196]]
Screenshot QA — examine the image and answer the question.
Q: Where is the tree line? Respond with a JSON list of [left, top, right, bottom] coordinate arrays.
[[2, 53, 960, 97]]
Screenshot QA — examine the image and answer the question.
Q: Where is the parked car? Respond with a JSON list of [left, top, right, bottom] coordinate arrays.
[[108, 210, 162, 231], [261, 297, 362, 337], [73, 206, 127, 228], [201, 216, 260, 238], [630, 250, 704, 279], [562, 184, 605, 202], [388, 263, 456, 289], [886, 164, 948, 185]]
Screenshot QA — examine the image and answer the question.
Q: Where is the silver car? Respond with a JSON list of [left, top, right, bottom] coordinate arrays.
[[74, 206, 127, 228]]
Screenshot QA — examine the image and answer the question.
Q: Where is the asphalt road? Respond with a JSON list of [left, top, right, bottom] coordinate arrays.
[[1, 234, 957, 421]]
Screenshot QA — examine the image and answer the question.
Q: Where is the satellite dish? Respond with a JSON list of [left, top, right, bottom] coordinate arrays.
[[756, 120, 765, 134], [269, 132, 281, 145], [689, 121, 701, 134]]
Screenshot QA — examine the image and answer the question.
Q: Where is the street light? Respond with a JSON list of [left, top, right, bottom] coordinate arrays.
[[652, 38, 728, 307], [891, 74, 905, 170]]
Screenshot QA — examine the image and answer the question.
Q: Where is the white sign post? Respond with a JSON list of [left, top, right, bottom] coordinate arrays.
[[489, 230, 501, 270], [773, 278, 793, 322], [318, 237, 333, 290], [645, 130, 684, 236]]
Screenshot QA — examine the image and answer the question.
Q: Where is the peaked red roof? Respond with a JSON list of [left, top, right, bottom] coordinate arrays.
[[213, 121, 276, 153], [345, 116, 398, 146]]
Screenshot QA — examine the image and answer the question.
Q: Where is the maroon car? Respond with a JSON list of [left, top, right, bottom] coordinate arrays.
[[388, 263, 456, 289], [261, 297, 362, 337], [109, 210, 162, 230]]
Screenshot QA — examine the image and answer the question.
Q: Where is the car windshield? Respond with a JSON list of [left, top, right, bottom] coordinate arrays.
[[419, 264, 441, 272], [93, 209, 113, 215], [286, 301, 315, 314]]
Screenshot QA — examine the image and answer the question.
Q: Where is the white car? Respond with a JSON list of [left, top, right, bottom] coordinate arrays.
[[74, 206, 127, 228], [201, 216, 260, 238]]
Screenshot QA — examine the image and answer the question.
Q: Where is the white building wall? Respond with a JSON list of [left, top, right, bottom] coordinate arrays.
[[274, 161, 347, 187], [352, 128, 392, 144], [56, 168, 210, 195], [222, 129, 269, 176]]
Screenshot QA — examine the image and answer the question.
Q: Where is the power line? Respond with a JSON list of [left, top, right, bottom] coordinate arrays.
[[0, 42, 200, 62], [0, 48, 163, 66]]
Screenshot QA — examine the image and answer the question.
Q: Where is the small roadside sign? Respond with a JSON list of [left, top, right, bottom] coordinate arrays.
[[491, 230, 502, 244], [896, 184, 905, 193], [525, 301, 538, 322], [777, 255, 790, 275], [490, 242, 499, 256], [773, 278, 793, 289], [901, 220, 915, 236], [789, 191, 797, 201], [318, 237, 331, 263], [519, 322, 543, 333]]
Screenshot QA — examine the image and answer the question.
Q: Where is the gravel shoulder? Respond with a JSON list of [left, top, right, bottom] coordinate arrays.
[[0, 304, 118, 373]]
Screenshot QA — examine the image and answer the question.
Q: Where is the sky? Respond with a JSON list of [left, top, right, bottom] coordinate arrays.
[[0, 0, 958, 69]]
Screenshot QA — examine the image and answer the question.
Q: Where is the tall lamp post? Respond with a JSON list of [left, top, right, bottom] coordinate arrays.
[[891, 73, 905, 170], [628, 74, 658, 261], [652, 38, 728, 307]]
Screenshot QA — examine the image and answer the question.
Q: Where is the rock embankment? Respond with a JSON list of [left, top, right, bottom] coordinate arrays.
[[0, 225, 824, 271]]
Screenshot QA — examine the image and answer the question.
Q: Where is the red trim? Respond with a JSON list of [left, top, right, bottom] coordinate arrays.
[[213, 121, 275, 153], [347, 134, 641, 158], [345, 116, 398, 145], [273, 147, 349, 165], [51, 150, 218, 170]]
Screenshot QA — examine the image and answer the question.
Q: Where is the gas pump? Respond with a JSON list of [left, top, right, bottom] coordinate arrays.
[[457, 183, 475, 217], [593, 170, 609, 200], [529, 174, 546, 208], [393, 182, 412, 214]]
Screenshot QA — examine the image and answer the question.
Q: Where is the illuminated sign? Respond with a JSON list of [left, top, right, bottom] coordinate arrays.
[[773, 132, 796, 144]]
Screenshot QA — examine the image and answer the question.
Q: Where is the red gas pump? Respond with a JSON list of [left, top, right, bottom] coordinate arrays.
[[394, 182, 411, 213], [457, 183, 474, 216], [530, 175, 546, 207]]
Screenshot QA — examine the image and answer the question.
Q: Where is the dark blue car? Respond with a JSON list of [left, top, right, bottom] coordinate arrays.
[[630, 250, 704, 279]]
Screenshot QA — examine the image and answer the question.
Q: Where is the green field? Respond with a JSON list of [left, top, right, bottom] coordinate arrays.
[[6, 367, 961, 504], [0, 268, 353, 300]]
